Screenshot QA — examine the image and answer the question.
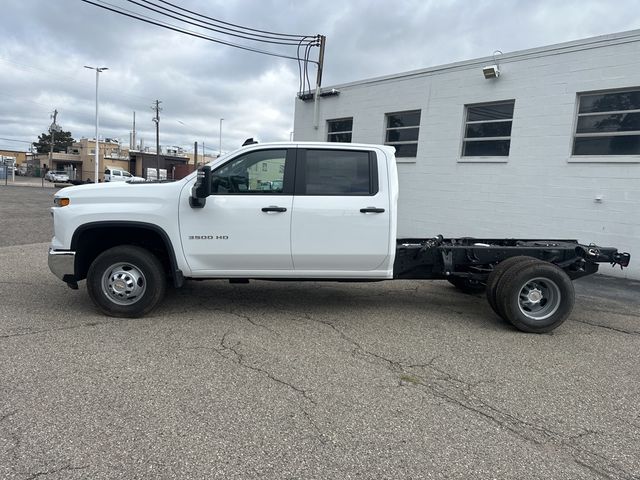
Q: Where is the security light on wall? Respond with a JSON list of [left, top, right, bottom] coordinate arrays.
[[483, 50, 503, 79], [482, 65, 500, 79]]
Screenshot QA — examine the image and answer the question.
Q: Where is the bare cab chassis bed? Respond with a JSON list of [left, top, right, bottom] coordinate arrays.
[[394, 236, 631, 333]]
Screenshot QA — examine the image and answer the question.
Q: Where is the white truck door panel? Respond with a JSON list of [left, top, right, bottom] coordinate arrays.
[[291, 148, 390, 272], [179, 148, 294, 273]]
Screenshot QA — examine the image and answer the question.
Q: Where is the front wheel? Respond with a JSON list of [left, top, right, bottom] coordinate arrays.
[[495, 261, 574, 333], [87, 245, 166, 317]]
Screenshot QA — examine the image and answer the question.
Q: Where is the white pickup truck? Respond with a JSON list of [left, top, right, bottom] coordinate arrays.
[[49, 142, 630, 333]]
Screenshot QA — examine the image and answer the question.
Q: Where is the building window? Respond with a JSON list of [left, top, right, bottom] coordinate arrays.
[[385, 110, 420, 157], [327, 118, 353, 142], [573, 89, 640, 155], [462, 101, 514, 157]]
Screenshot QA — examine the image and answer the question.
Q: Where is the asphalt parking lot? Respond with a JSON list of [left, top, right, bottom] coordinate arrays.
[[1, 185, 639, 479]]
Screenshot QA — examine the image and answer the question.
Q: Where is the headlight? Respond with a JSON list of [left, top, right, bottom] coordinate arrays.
[[54, 197, 70, 207]]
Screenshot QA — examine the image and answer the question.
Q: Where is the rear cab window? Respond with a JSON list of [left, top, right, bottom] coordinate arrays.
[[295, 149, 378, 196]]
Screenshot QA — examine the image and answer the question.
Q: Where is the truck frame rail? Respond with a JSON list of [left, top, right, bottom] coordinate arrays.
[[394, 236, 630, 280]]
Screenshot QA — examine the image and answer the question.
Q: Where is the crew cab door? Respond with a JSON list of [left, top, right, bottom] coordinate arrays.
[[179, 148, 295, 274], [290, 148, 391, 275]]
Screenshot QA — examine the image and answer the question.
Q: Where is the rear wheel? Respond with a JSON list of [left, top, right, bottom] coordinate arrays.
[[87, 245, 166, 317], [447, 277, 486, 294], [486, 256, 538, 317], [495, 260, 574, 333]]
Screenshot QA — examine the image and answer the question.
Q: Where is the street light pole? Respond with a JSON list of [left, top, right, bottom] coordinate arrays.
[[85, 66, 108, 183], [219, 118, 223, 156]]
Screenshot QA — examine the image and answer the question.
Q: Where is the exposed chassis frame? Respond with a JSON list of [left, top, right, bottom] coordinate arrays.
[[394, 236, 631, 281]]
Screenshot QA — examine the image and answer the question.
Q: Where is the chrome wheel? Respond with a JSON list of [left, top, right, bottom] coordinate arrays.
[[101, 263, 147, 306], [518, 277, 561, 321]]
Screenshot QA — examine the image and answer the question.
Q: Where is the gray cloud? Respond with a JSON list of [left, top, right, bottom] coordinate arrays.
[[1, 0, 639, 154]]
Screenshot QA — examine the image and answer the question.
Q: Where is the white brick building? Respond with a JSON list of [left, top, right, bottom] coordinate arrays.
[[294, 30, 640, 280]]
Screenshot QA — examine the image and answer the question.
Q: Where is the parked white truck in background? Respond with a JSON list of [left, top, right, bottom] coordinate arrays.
[[48, 142, 630, 333], [104, 166, 144, 182]]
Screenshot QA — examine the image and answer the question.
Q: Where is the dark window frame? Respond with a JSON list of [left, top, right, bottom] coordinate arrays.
[[384, 110, 421, 158], [327, 117, 353, 143], [294, 149, 379, 197], [572, 87, 640, 156], [461, 100, 515, 157]]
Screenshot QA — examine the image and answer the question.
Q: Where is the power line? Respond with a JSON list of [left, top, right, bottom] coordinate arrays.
[[154, 0, 309, 39], [127, 0, 312, 45], [0, 137, 33, 144], [81, 0, 319, 64]]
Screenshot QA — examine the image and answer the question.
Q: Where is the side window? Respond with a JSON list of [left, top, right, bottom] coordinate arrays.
[[123, 172, 132, 178], [385, 110, 421, 158], [212, 149, 287, 194], [113, 170, 121, 176], [573, 88, 640, 155], [301, 150, 376, 195], [327, 118, 353, 142], [462, 100, 515, 157]]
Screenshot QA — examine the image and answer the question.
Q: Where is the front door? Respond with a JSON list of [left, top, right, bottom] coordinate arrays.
[[179, 148, 295, 275]]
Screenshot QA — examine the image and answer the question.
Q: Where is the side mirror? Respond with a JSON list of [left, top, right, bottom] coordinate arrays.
[[189, 166, 211, 208]]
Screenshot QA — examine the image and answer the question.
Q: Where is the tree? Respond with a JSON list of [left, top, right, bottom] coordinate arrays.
[[32, 130, 75, 153]]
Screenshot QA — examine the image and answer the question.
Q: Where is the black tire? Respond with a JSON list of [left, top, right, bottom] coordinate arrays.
[[495, 260, 574, 333], [447, 277, 486, 294], [87, 245, 166, 317], [486, 256, 539, 317]]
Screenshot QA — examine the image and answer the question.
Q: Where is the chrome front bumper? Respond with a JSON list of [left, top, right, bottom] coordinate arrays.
[[48, 248, 76, 284]]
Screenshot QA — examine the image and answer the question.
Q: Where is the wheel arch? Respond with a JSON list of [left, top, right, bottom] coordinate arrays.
[[71, 221, 184, 287]]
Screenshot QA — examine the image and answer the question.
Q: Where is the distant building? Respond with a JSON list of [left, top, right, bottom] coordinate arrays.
[[35, 138, 192, 181], [0, 149, 27, 167], [294, 29, 640, 280], [128, 150, 192, 180]]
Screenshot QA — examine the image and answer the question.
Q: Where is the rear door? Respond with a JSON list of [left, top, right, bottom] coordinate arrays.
[[290, 148, 391, 274]]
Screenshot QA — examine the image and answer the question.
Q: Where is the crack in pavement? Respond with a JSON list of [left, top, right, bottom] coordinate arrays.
[[570, 318, 640, 336], [213, 331, 315, 404], [203, 330, 326, 445], [23, 465, 89, 480], [0, 320, 115, 339], [212, 307, 280, 336], [299, 313, 638, 480], [0, 410, 17, 423]]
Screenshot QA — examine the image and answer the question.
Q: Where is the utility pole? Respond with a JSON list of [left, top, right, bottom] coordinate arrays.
[[194, 141, 198, 167], [49, 109, 58, 170], [315, 35, 326, 89], [152, 100, 162, 181], [313, 35, 326, 130], [219, 118, 223, 156], [132, 111, 136, 150]]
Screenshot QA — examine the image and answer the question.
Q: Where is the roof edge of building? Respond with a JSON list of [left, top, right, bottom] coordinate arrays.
[[318, 28, 640, 91]]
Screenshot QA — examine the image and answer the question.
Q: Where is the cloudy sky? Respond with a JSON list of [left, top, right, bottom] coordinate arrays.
[[1, 0, 639, 155]]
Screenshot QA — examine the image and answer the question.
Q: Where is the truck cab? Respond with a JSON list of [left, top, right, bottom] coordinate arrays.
[[180, 143, 397, 278]]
